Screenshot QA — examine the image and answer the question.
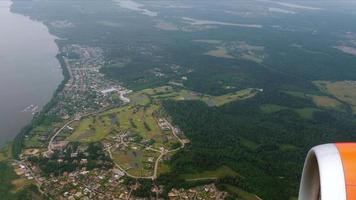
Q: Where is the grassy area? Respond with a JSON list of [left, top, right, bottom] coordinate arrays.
[[284, 91, 307, 99], [285, 90, 344, 111], [260, 104, 287, 113], [205, 89, 258, 107], [158, 162, 171, 175], [239, 137, 258, 150], [0, 161, 19, 199], [112, 148, 158, 177], [11, 178, 30, 192], [279, 144, 299, 151], [68, 115, 113, 143], [0, 143, 12, 161], [0, 161, 41, 199], [295, 108, 319, 120], [139, 86, 257, 107], [180, 165, 239, 180], [222, 184, 260, 200], [310, 95, 342, 108], [23, 125, 51, 148], [314, 80, 356, 112], [128, 93, 151, 106], [0, 153, 6, 162], [261, 104, 319, 119]]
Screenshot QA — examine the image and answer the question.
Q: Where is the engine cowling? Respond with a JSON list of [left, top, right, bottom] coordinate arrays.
[[299, 143, 356, 200]]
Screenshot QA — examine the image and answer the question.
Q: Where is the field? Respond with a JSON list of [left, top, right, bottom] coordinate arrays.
[[128, 92, 151, 106], [205, 47, 234, 59], [310, 95, 342, 108], [0, 144, 12, 161], [0, 161, 37, 199], [285, 90, 343, 109], [67, 116, 113, 143], [222, 184, 261, 200], [314, 81, 356, 112], [0, 153, 5, 162], [260, 104, 287, 113], [112, 146, 159, 177], [180, 165, 240, 180], [23, 125, 51, 148], [260, 104, 319, 119], [139, 86, 258, 107], [67, 103, 178, 149]]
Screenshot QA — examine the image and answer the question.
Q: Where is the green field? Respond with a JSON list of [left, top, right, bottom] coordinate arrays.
[[112, 147, 159, 177], [0, 161, 41, 200], [239, 137, 258, 150], [314, 80, 356, 113], [222, 184, 260, 200], [67, 115, 113, 143], [180, 165, 240, 180], [260, 104, 319, 119], [23, 125, 51, 148], [0, 144, 11, 161], [158, 162, 171, 175], [139, 86, 258, 107], [128, 93, 151, 106], [260, 104, 287, 113], [295, 108, 320, 120]]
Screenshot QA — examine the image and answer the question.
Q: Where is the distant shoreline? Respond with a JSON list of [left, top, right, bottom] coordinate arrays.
[[8, 5, 69, 157], [0, 0, 63, 150], [11, 52, 69, 158]]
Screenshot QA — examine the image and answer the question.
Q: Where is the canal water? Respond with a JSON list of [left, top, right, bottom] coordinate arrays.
[[0, 0, 62, 146]]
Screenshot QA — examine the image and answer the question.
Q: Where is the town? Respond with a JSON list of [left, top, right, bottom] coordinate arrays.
[[12, 43, 228, 199]]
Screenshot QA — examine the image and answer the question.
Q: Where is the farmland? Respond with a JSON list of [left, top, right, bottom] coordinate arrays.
[[314, 81, 356, 112], [138, 86, 259, 107], [180, 166, 240, 181]]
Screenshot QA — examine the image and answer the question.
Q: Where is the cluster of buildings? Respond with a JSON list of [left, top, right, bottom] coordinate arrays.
[[168, 184, 228, 200], [41, 168, 131, 200], [13, 162, 35, 180], [15, 42, 204, 199], [54, 44, 131, 118]]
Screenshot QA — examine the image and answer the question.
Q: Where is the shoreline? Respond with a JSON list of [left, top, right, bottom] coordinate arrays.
[[0, 0, 65, 152], [11, 52, 69, 158]]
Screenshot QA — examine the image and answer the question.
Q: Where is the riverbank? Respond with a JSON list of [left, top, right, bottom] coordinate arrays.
[[0, 0, 63, 149], [12, 53, 69, 158]]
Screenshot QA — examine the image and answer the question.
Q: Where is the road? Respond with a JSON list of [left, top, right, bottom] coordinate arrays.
[[108, 120, 185, 180], [47, 107, 112, 152], [47, 119, 75, 152], [106, 146, 154, 180], [12, 159, 53, 200], [47, 106, 185, 181]]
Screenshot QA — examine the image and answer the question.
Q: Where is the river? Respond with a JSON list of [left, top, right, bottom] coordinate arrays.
[[0, 0, 62, 147]]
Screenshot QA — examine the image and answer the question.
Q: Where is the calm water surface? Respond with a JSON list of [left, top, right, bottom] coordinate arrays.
[[0, 0, 62, 146]]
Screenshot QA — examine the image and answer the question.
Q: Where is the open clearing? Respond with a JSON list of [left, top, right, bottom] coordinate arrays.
[[260, 104, 319, 119], [310, 95, 342, 108], [140, 86, 258, 107], [222, 184, 261, 200], [0, 144, 12, 161], [68, 115, 113, 143], [205, 47, 234, 59], [11, 178, 30, 192], [335, 46, 356, 56], [180, 165, 239, 180], [112, 147, 159, 177], [68, 103, 178, 149], [314, 81, 356, 112]]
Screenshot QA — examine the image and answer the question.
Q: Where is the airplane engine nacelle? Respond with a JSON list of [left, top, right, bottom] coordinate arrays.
[[299, 143, 356, 200]]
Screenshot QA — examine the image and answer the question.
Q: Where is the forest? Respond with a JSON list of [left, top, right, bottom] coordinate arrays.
[[161, 90, 356, 199]]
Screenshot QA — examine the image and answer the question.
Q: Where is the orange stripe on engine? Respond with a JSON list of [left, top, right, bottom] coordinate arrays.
[[336, 143, 356, 200]]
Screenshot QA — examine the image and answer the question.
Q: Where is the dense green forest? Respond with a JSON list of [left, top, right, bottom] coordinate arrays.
[[162, 90, 356, 199]]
